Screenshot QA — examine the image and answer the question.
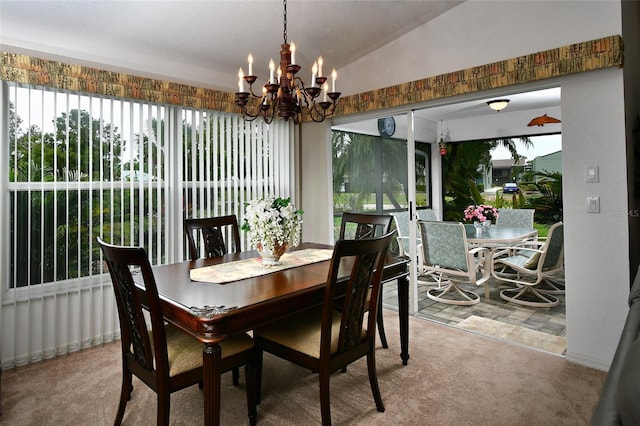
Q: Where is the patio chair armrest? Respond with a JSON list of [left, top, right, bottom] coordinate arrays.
[[468, 246, 490, 257], [492, 246, 544, 259], [396, 235, 409, 257], [513, 239, 545, 249]]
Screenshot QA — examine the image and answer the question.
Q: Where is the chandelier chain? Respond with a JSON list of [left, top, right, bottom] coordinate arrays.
[[283, 0, 287, 44]]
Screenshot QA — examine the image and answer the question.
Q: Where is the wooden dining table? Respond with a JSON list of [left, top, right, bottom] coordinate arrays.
[[145, 242, 410, 426]]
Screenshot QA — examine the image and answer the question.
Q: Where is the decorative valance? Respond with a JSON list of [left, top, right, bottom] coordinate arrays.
[[1, 35, 623, 119], [0, 52, 236, 112], [336, 35, 623, 116]]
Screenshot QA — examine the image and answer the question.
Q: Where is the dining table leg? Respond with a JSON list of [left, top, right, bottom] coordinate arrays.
[[203, 343, 222, 426], [398, 275, 410, 365]]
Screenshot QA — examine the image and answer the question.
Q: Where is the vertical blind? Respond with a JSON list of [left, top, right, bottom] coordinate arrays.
[[0, 81, 294, 369]]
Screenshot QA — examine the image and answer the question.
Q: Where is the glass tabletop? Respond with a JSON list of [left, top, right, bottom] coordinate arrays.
[[464, 224, 537, 244]]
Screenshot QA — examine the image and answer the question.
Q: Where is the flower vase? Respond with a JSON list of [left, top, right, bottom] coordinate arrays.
[[481, 220, 491, 232], [256, 242, 289, 266], [473, 221, 483, 234]]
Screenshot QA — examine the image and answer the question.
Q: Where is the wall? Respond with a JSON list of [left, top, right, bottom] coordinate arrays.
[[339, 1, 621, 96], [301, 0, 627, 370], [561, 68, 628, 368], [299, 122, 333, 245]]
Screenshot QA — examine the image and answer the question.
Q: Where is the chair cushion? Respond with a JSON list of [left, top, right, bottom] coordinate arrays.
[[497, 254, 534, 270], [162, 324, 254, 377], [255, 306, 361, 359], [523, 252, 541, 269]]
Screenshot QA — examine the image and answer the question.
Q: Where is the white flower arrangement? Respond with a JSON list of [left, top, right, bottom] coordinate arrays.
[[241, 196, 303, 250]]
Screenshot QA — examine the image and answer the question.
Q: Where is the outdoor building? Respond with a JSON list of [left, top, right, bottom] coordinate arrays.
[[490, 158, 528, 187], [531, 150, 563, 175]]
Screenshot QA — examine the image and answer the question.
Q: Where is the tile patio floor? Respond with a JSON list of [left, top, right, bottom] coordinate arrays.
[[381, 275, 566, 343]]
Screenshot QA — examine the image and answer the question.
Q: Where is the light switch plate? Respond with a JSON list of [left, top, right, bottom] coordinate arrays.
[[587, 196, 600, 213], [586, 165, 599, 183]]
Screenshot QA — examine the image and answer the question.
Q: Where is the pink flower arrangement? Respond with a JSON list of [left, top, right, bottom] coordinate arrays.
[[464, 204, 499, 223]]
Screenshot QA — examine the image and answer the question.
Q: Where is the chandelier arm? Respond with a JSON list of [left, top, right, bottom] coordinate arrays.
[[237, 97, 270, 121]]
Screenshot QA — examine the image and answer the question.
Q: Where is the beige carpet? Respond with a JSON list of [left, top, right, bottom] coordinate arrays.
[[1, 311, 605, 425], [458, 315, 567, 355]]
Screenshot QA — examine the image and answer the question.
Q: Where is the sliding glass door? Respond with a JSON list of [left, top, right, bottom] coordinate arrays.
[[331, 111, 429, 312]]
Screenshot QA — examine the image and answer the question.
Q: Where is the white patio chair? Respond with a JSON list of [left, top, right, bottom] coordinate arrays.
[[491, 222, 564, 307], [496, 208, 536, 228], [392, 209, 436, 275], [418, 220, 491, 305]]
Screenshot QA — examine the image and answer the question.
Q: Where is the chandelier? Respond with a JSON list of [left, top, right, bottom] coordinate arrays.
[[234, 0, 341, 124]]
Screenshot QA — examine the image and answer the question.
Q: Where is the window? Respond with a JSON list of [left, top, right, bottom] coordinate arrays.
[[1, 81, 293, 368], [331, 126, 430, 240], [5, 82, 292, 289]]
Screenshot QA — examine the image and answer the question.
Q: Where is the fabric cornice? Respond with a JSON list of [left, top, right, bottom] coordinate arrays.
[[0, 52, 237, 112], [1, 35, 623, 119], [336, 35, 623, 117]]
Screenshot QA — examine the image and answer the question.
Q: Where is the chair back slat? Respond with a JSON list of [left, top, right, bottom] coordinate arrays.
[[184, 215, 242, 260], [97, 238, 167, 375], [339, 212, 393, 240], [419, 221, 469, 272], [322, 232, 395, 355]]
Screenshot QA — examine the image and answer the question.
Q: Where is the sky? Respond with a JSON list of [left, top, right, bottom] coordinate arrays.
[[490, 134, 562, 161]]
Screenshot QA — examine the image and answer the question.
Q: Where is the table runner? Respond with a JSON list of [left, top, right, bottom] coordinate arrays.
[[190, 248, 334, 284]]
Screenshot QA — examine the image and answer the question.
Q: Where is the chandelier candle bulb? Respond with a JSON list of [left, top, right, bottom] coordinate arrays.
[[331, 68, 337, 92], [323, 83, 328, 102], [238, 68, 245, 92], [248, 54, 253, 76], [290, 42, 296, 64], [318, 56, 323, 77], [311, 62, 317, 87], [269, 59, 275, 84]]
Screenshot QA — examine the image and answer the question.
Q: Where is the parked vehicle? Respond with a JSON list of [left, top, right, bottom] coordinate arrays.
[[503, 182, 519, 193]]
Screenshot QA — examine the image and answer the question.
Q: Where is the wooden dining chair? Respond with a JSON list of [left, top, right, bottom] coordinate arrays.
[[338, 212, 394, 349], [184, 215, 244, 385], [184, 214, 242, 261], [254, 231, 395, 426], [97, 238, 257, 426]]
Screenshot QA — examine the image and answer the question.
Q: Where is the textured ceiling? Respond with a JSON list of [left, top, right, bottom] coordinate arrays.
[[0, 0, 561, 126], [0, 0, 463, 91]]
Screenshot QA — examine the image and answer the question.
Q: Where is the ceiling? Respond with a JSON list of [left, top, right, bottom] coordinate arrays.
[[0, 0, 561, 128], [413, 87, 561, 121], [0, 0, 464, 92]]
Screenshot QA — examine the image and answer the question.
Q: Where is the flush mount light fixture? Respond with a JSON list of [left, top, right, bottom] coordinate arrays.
[[487, 99, 510, 112]]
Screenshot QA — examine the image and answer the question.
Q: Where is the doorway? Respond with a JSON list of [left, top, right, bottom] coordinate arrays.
[[330, 87, 565, 354]]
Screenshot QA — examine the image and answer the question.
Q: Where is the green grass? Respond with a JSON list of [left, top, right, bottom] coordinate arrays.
[[534, 223, 550, 238]]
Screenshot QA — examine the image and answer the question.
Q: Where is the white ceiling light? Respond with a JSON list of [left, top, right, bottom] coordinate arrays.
[[487, 99, 510, 112]]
